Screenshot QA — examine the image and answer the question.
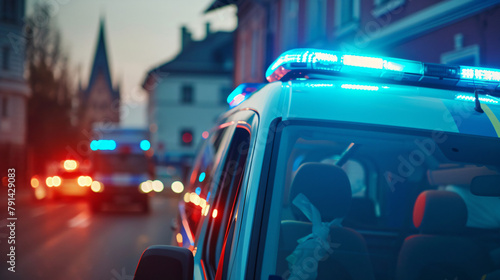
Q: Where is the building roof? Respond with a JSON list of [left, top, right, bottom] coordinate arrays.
[[143, 30, 234, 91], [204, 0, 239, 12], [82, 19, 120, 101]]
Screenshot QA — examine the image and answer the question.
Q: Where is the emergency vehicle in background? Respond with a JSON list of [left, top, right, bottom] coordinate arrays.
[[88, 127, 158, 213], [30, 159, 93, 200]]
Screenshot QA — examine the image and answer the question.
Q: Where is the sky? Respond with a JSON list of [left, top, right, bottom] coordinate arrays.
[[27, 0, 237, 127]]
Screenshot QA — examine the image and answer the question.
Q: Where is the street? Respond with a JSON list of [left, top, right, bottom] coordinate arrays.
[[0, 196, 177, 280]]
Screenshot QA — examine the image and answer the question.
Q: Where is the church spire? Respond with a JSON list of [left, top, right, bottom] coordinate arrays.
[[84, 18, 119, 101]]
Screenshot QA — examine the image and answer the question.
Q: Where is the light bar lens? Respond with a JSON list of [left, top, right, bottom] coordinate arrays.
[[461, 67, 500, 82], [266, 49, 424, 82], [266, 48, 500, 92], [343, 55, 384, 69], [90, 140, 117, 151]]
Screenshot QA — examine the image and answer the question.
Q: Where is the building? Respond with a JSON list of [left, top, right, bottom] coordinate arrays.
[[142, 24, 233, 180], [0, 0, 30, 185], [79, 19, 120, 131], [206, 0, 500, 85]]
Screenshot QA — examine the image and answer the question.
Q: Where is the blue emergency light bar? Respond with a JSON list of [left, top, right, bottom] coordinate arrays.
[[90, 140, 117, 151], [227, 83, 265, 108], [266, 49, 500, 92], [90, 139, 151, 152]]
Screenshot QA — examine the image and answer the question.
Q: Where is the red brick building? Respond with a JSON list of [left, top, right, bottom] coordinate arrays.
[[206, 0, 500, 85]]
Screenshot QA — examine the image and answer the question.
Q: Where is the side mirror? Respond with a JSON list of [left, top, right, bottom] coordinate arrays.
[[134, 245, 193, 280], [471, 175, 500, 197]]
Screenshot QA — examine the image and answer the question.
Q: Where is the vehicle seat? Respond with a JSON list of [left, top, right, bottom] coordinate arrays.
[[343, 197, 377, 229], [277, 163, 375, 280], [396, 190, 493, 280]]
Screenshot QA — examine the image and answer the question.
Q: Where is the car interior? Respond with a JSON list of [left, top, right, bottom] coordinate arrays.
[[267, 125, 500, 280]]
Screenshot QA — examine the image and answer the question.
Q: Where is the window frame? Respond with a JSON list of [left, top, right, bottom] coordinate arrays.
[[193, 110, 258, 279], [1, 0, 18, 23], [441, 44, 480, 67], [334, 0, 361, 37], [179, 124, 235, 249], [372, 0, 406, 18], [181, 84, 194, 104], [280, 0, 299, 50], [305, 0, 327, 43]]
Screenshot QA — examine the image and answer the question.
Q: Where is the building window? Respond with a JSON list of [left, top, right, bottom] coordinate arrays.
[[306, 0, 327, 43], [1, 96, 8, 118], [181, 84, 194, 104], [180, 129, 194, 147], [335, 0, 360, 37], [441, 35, 480, 67], [372, 0, 406, 18], [280, 0, 299, 50], [441, 45, 480, 67], [375, 0, 391, 6], [250, 29, 259, 79], [2, 0, 18, 23], [2, 47, 10, 70]]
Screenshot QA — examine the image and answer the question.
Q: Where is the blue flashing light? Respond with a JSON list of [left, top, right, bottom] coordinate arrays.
[[266, 49, 424, 82], [140, 140, 151, 151], [206, 191, 211, 201], [90, 140, 98, 151], [455, 94, 499, 105], [199, 172, 206, 183], [341, 84, 379, 91], [461, 67, 500, 82], [195, 187, 201, 196], [90, 140, 116, 151], [227, 83, 265, 108]]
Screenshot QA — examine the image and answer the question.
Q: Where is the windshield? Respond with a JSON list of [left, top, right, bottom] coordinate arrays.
[[260, 123, 500, 280], [94, 153, 149, 174]]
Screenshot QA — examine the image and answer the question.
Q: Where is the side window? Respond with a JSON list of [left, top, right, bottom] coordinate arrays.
[[180, 127, 229, 248], [203, 126, 251, 278]]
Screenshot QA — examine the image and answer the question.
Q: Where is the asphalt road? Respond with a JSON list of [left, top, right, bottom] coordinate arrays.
[[0, 195, 178, 280]]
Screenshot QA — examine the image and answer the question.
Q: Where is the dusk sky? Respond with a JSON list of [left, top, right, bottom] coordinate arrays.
[[27, 0, 237, 127]]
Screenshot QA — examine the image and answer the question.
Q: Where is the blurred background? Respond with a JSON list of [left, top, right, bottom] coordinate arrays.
[[1, 0, 500, 279]]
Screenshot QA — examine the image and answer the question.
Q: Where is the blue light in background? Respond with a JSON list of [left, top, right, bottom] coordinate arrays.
[[90, 140, 116, 150], [195, 187, 201, 196], [90, 140, 98, 151], [140, 140, 151, 151], [199, 172, 206, 183]]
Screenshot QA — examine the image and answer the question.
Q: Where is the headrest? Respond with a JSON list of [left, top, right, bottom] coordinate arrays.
[[413, 190, 468, 234], [290, 163, 352, 222]]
